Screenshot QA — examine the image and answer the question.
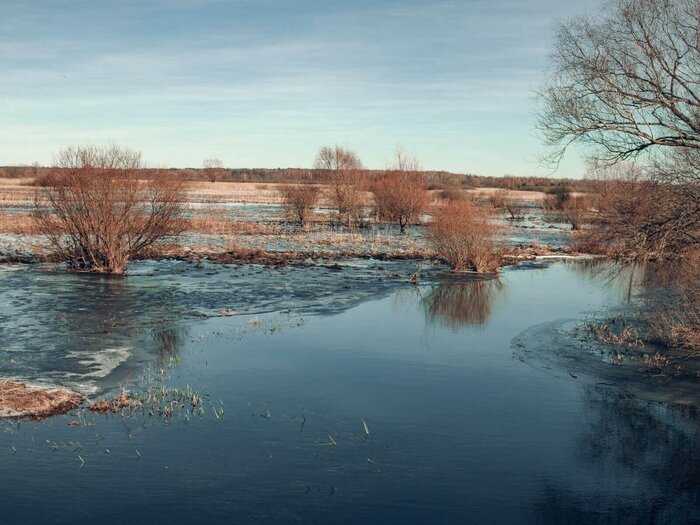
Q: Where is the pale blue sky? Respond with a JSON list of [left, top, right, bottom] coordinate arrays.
[[1, 0, 600, 176]]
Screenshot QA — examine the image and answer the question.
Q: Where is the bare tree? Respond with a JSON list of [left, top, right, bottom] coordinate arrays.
[[371, 148, 430, 233], [538, 0, 700, 165], [561, 195, 591, 230], [34, 144, 185, 274], [278, 183, 321, 229], [313, 145, 366, 226], [538, 0, 700, 259], [203, 158, 226, 183], [544, 186, 571, 211]]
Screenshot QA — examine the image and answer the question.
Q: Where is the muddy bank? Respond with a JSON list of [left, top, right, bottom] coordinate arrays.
[[138, 244, 435, 266], [0, 242, 576, 270], [0, 380, 82, 419]]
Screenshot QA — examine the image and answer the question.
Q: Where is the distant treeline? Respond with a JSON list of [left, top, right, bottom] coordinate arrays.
[[0, 165, 596, 194]]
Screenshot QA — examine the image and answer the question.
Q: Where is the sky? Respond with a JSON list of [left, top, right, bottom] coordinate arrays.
[[1, 0, 601, 176]]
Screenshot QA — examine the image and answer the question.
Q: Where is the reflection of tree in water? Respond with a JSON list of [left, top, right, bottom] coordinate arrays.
[[151, 322, 187, 365], [532, 386, 700, 523], [55, 275, 185, 357], [0, 270, 186, 386], [564, 259, 645, 303], [422, 277, 506, 329], [565, 258, 700, 349]]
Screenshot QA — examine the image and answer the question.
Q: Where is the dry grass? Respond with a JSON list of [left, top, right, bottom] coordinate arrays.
[[185, 216, 281, 236], [2, 178, 549, 209], [587, 320, 645, 347], [0, 213, 40, 234], [469, 187, 547, 203], [184, 181, 284, 204], [0, 380, 82, 419], [89, 387, 140, 414]]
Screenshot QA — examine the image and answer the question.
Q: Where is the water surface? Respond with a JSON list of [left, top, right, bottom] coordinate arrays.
[[0, 261, 698, 524]]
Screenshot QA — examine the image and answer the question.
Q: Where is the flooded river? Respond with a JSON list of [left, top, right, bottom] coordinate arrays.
[[0, 260, 698, 523]]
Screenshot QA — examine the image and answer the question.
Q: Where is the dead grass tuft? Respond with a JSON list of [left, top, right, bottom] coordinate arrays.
[[0, 380, 83, 420], [89, 387, 140, 414]]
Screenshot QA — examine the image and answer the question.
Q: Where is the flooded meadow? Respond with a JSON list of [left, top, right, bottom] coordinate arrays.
[[1, 258, 699, 523]]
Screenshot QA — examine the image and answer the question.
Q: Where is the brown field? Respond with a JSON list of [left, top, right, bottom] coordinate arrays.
[[0, 177, 578, 267], [0, 177, 549, 208]]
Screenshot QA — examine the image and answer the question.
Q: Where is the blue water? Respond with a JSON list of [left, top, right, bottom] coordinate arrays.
[[0, 260, 698, 524]]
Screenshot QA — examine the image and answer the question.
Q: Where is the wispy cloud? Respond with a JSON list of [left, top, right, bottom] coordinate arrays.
[[1, 0, 599, 175]]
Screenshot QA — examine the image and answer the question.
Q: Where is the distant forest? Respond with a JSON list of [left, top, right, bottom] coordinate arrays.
[[0, 164, 596, 193]]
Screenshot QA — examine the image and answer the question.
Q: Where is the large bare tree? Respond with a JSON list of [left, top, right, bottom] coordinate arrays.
[[539, 0, 700, 164], [539, 0, 700, 259]]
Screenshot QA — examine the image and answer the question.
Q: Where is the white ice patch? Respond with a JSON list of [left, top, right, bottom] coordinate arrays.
[[68, 347, 132, 379]]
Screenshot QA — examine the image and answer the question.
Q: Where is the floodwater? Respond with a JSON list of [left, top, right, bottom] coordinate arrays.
[[0, 260, 699, 524]]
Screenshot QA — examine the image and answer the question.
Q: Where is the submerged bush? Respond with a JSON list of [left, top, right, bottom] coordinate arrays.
[[34, 144, 185, 275], [428, 200, 501, 273]]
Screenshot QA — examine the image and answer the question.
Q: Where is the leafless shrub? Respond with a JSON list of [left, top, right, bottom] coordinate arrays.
[[488, 190, 525, 219], [569, 230, 609, 255], [34, 144, 185, 275], [278, 184, 321, 228], [371, 148, 430, 233], [314, 145, 367, 226], [581, 162, 699, 259], [488, 189, 508, 209], [428, 200, 502, 273], [203, 158, 226, 183], [504, 201, 524, 220], [561, 195, 591, 230], [437, 188, 468, 201], [547, 186, 572, 209], [31, 164, 61, 187]]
